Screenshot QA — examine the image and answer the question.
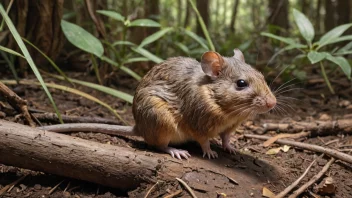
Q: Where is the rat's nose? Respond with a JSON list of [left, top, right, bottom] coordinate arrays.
[[266, 97, 276, 109]]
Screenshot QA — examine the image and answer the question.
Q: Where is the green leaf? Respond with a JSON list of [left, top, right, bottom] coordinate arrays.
[[132, 47, 163, 63], [61, 20, 104, 57], [184, 29, 209, 50], [337, 41, 352, 53], [96, 10, 125, 22], [320, 35, 352, 46], [129, 19, 160, 27], [139, 27, 173, 48], [307, 51, 327, 64], [261, 32, 296, 45], [42, 72, 133, 104], [124, 57, 150, 64], [326, 54, 351, 79], [0, 4, 63, 123], [112, 40, 136, 46], [0, 51, 19, 82], [175, 42, 190, 55], [100, 56, 142, 81], [317, 23, 352, 49], [292, 8, 314, 45], [334, 50, 352, 56], [0, 45, 25, 58], [188, 0, 215, 51], [22, 38, 73, 86], [268, 44, 303, 64], [2, 80, 127, 124]]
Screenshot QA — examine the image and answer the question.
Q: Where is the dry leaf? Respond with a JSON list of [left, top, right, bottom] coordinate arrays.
[[282, 145, 291, 152], [262, 187, 275, 198], [266, 147, 282, 155], [316, 177, 336, 195]]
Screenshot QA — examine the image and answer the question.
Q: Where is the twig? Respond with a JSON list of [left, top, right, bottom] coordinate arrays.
[[262, 119, 352, 135], [288, 157, 335, 198], [0, 82, 35, 126], [32, 113, 121, 125], [324, 139, 339, 146], [275, 155, 321, 198], [63, 181, 71, 192], [244, 134, 352, 164], [263, 132, 310, 147], [176, 178, 197, 198], [0, 174, 27, 195], [144, 181, 159, 198], [207, 169, 239, 185], [163, 189, 182, 198], [48, 179, 65, 195]]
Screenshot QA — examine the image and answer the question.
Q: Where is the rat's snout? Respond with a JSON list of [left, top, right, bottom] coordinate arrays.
[[266, 96, 276, 109]]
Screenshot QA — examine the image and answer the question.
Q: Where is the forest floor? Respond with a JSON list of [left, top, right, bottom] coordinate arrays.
[[0, 72, 352, 198]]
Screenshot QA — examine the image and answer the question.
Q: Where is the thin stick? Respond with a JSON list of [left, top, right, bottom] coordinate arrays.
[[176, 178, 197, 198], [144, 181, 159, 198], [244, 134, 352, 164], [0, 174, 27, 195], [275, 155, 321, 198], [48, 179, 65, 195], [163, 189, 182, 198], [288, 157, 335, 198]]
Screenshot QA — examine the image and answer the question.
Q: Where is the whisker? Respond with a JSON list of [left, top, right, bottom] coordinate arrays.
[[276, 87, 303, 95], [273, 78, 297, 93], [269, 64, 291, 88]]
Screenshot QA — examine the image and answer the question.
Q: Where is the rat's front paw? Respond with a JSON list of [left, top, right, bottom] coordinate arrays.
[[202, 149, 218, 159], [222, 142, 236, 154]]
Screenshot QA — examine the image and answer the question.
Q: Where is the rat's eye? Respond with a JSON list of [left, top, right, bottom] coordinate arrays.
[[236, 79, 248, 89]]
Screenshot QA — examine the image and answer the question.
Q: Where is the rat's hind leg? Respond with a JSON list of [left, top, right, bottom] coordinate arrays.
[[134, 96, 191, 159]]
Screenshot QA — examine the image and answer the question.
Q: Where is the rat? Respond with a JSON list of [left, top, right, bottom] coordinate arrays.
[[39, 49, 276, 159]]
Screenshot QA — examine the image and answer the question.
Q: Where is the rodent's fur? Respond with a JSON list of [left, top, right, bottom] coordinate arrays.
[[39, 49, 276, 159]]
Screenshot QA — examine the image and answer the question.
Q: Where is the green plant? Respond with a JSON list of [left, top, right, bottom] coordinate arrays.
[[261, 8, 352, 94]]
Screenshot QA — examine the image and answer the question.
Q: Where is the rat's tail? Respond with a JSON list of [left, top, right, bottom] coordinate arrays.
[[38, 123, 138, 136]]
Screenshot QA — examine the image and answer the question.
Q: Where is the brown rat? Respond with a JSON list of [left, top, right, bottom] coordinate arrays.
[[39, 49, 276, 159]]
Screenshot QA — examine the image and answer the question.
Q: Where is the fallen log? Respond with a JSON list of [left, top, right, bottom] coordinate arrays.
[[0, 120, 184, 190]]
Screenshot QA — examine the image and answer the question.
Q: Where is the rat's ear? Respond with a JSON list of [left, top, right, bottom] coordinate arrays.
[[201, 51, 224, 78], [233, 48, 245, 63]]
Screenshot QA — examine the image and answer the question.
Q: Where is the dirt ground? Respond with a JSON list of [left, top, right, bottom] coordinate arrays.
[[0, 72, 352, 198]]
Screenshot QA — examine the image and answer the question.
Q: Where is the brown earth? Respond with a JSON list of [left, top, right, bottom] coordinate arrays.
[[0, 72, 351, 198]]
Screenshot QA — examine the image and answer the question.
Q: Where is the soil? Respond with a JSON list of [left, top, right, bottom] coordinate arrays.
[[0, 71, 352, 198]]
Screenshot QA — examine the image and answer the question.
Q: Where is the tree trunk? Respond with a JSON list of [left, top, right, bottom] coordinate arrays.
[[324, 0, 337, 32], [196, 0, 209, 37], [7, 0, 65, 76], [301, 0, 310, 18], [0, 120, 185, 190], [315, 0, 322, 34], [230, 0, 240, 33], [336, 0, 351, 25], [267, 0, 289, 35]]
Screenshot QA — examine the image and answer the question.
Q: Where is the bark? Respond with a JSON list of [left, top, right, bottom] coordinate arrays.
[[230, 0, 240, 33], [324, 0, 337, 32], [0, 120, 185, 190], [315, 0, 322, 33], [267, 0, 289, 35], [23, 0, 64, 72], [337, 0, 351, 25], [301, 0, 310, 18], [196, 0, 209, 37]]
